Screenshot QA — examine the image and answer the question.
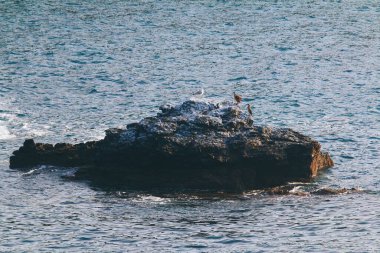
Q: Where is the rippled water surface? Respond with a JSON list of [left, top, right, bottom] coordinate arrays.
[[1, 0, 380, 251]]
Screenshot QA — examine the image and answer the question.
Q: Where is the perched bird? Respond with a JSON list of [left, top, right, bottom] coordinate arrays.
[[247, 104, 253, 116], [233, 92, 242, 104], [193, 88, 204, 96], [246, 104, 253, 126]]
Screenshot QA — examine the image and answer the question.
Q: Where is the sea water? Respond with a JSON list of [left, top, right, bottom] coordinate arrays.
[[0, 0, 379, 251]]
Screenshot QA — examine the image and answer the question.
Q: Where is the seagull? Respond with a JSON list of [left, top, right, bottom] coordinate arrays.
[[233, 92, 242, 104], [247, 104, 253, 116], [193, 88, 204, 96]]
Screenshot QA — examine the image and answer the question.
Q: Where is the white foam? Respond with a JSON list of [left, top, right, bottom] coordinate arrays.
[[21, 123, 50, 137], [0, 98, 17, 139], [21, 168, 39, 176], [132, 195, 169, 204], [0, 125, 15, 140]]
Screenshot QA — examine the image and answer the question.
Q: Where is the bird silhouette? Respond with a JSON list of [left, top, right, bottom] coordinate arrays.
[[247, 104, 253, 116], [233, 92, 242, 104]]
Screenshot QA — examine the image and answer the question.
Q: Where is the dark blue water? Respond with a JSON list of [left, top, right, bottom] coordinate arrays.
[[1, 0, 379, 251]]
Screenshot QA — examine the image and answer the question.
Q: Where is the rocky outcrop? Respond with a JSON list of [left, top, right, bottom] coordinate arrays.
[[9, 100, 333, 191]]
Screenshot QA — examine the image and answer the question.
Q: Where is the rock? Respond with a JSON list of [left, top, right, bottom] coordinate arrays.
[[264, 185, 361, 196], [311, 187, 359, 195], [9, 100, 334, 191]]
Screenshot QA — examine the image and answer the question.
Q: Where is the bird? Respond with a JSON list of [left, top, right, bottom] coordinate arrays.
[[193, 88, 204, 96], [247, 104, 253, 116], [246, 104, 253, 126], [233, 92, 242, 104]]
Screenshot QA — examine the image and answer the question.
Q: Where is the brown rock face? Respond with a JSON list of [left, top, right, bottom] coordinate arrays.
[[9, 100, 333, 191]]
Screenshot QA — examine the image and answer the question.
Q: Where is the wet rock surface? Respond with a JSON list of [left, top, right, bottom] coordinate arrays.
[[264, 184, 361, 196], [10, 100, 334, 191]]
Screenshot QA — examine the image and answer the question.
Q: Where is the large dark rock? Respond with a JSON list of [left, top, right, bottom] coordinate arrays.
[[9, 100, 333, 191]]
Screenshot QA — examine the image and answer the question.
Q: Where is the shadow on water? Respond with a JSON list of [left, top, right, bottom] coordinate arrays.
[[53, 165, 367, 200], [10, 163, 368, 201]]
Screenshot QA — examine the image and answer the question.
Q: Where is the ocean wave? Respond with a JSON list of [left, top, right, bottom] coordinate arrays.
[[0, 125, 15, 140]]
